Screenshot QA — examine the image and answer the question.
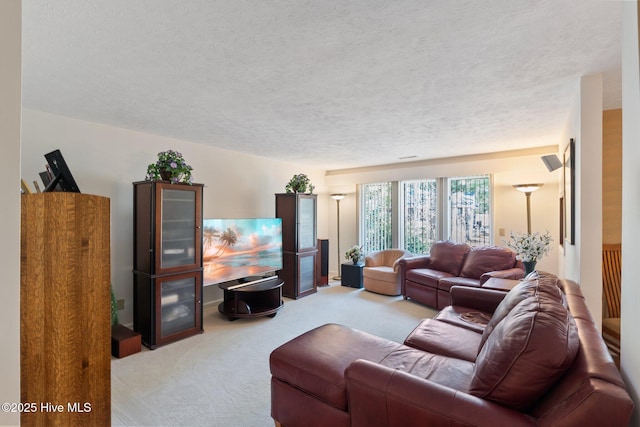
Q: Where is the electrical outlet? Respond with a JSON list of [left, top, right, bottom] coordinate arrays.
[[499, 228, 505, 236], [117, 299, 125, 310]]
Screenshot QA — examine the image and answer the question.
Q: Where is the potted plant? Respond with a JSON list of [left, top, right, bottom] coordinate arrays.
[[285, 173, 314, 193], [146, 150, 193, 184], [110, 284, 119, 327], [504, 230, 552, 276], [345, 245, 363, 264]]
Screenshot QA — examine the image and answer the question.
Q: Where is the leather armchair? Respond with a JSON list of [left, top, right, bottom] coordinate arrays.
[[362, 249, 411, 295]]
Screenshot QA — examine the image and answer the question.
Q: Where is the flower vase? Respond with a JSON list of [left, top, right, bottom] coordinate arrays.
[[352, 258, 359, 265], [523, 260, 537, 276], [160, 170, 172, 181]]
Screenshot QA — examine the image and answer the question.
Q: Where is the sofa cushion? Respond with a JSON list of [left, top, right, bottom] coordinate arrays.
[[437, 276, 482, 292], [428, 241, 470, 276], [380, 346, 475, 393], [362, 266, 396, 282], [460, 246, 516, 279], [469, 292, 579, 410], [478, 277, 564, 351], [405, 268, 454, 288], [434, 305, 491, 334], [403, 318, 481, 362]]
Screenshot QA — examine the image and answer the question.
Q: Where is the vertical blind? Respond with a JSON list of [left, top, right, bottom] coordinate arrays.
[[360, 175, 491, 255], [361, 182, 393, 252], [403, 179, 438, 254], [449, 175, 491, 246]]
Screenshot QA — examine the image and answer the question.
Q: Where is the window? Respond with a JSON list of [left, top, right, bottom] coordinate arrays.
[[448, 176, 491, 246], [360, 175, 491, 254], [402, 179, 438, 254], [360, 182, 393, 252]]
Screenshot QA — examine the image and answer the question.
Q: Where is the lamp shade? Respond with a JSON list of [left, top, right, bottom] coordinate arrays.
[[513, 184, 543, 193], [331, 194, 346, 201]]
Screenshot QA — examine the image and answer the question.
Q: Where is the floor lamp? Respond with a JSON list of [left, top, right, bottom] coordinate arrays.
[[331, 194, 346, 280], [513, 184, 543, 234]]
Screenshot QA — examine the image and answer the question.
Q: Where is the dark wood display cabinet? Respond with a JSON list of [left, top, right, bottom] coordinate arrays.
[[275, 193, 318, 299], [133, 181, 204, 349]]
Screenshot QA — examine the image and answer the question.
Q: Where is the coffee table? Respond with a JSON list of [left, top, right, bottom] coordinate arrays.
[[218, 276, 284, 321]]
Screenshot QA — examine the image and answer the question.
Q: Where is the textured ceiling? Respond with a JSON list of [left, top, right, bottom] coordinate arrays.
[[21, 0, 622, 170]]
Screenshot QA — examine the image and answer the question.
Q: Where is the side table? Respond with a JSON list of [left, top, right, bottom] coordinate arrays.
[[480, 277, 521, 292], [341, 263, 364, 288]]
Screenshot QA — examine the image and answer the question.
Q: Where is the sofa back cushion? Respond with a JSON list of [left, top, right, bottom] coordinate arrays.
[[469, 292, 579, 410], [478, 277, 564, 351], [429, 241, 470, 276], [460, 246, 516, 279]]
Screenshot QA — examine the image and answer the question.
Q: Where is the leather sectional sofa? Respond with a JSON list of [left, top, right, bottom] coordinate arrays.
[[269, 277, 633, 427], [399, 240, 525, 309]]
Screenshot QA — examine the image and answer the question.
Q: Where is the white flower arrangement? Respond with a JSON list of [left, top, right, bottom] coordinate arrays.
[[345, 245, 363, 263], [504, 230, 552, 262]]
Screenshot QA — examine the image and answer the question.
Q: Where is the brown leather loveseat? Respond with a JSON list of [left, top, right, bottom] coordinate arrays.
[[399, 240, 524, 309], [269, 277, 633, 427]]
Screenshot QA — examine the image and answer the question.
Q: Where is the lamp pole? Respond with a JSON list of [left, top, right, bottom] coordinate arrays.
[[331, 194, 346, 280], [513, 184, 543, 234]]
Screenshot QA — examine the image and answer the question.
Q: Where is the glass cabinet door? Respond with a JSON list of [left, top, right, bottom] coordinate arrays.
[[155, 184, 202, 273], [297, 195, 316, 251], [157, 273, 202, 343]]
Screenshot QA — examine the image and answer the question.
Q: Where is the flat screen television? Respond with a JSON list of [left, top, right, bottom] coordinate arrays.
[[43, 149, 81, 193], [203, 218, 283, 286]]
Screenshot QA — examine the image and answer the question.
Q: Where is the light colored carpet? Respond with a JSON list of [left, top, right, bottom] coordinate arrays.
[[111, 281, 437, 426]]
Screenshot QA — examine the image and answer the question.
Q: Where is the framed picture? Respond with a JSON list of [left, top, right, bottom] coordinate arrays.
[[559, 196, 564, 248], [563, 138, 575, 245]]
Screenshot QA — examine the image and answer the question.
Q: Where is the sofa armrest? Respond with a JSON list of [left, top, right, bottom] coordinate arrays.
[[448, 286, 508, 313], [345, 360, 535, 427], [480, 267, 525, 284], [398, 256, 431, 271]]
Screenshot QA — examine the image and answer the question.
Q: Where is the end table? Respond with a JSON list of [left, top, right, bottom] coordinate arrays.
[[341, 263, 364, 288]]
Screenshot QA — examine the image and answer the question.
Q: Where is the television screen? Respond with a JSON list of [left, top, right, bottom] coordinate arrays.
[[203, 218, 283, 286]]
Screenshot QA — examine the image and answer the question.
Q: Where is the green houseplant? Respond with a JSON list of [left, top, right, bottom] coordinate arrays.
[[285, 173, 314, 193], [146, 150, 193, 184], [110, 285, 119, 327], [345, 245, 363, 264]]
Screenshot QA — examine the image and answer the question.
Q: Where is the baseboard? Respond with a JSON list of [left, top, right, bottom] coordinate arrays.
[[204, 298, 222, 312]]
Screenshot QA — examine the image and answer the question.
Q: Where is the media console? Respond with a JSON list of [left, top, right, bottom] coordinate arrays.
[[218, 276, 284, 321]]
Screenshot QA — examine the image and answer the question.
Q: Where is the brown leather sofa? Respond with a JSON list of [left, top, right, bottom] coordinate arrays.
[[399, 240, 524, 309], [270, 277, 633, 427]]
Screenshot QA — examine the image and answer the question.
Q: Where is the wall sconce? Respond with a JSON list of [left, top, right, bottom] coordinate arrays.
[[541, 154, 562, 172], [513, 184, 543, 234], [330, 194, 346, 279]]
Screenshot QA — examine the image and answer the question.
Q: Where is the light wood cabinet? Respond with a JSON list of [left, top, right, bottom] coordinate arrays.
[[21, 193, 111, 426]]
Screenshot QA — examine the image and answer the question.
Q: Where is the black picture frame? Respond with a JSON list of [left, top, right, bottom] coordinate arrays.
[[43, 149, 81, 193], [563, 139, 575, 245]]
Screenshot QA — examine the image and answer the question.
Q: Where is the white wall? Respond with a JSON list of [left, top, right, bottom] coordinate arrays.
[[621, 1, 640, 423], [580, 74, 604, 328], [21, 110, 327, 324], [555, 74, 605, 328], [0, 1, 21, 425], [325, 148, 561, 276]]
